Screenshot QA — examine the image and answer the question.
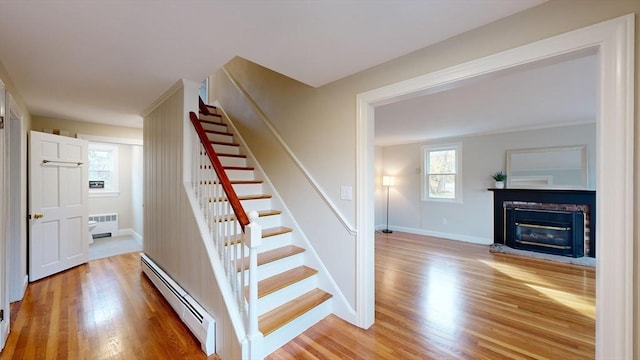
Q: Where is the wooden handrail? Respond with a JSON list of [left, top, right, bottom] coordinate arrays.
[[189, 111, 250, 230], [199, 97, 211, 115]]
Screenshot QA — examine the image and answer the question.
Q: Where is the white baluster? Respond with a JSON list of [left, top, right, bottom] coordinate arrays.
[[245, 210, 263, 358]]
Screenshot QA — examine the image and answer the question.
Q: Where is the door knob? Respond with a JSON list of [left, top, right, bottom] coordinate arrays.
[[33, 213, 44, 219]]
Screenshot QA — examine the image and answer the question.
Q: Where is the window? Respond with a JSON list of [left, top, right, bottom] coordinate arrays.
[[88, 142, 119, 196], [422, 143, 462, 202]]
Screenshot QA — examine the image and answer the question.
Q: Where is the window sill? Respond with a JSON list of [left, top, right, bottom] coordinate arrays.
[[89, 191, 120, 198]]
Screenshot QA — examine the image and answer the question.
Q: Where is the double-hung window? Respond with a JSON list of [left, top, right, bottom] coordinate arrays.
[[88, 142, 119, 196], [422, 143, 462, 202]]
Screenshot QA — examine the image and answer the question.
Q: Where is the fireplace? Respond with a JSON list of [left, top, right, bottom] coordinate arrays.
[[489, 188, 595, 258], [505, 207, 584, 257]]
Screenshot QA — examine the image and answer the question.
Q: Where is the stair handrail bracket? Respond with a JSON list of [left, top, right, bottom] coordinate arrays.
[[188, 108, 262, 358]]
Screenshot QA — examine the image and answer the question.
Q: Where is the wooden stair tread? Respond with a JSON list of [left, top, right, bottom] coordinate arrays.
[[223, 166, 255, 171], [199, 165, 254, 171], [259, 289, 332, 336], [209, 140, 239, 147], [237, 245, 305, 271], [199, 179, 262, 185], [199, 118, 223, 125], [262, 226, 292, 238], [224, 226, 293, 246], [199, 112, 222, 119], [205, 129, 233, 136], [217, 153, 247, 159], [208, 194, 271, 202], [253, 266, 318, 299], [213, 209, 282, 223]]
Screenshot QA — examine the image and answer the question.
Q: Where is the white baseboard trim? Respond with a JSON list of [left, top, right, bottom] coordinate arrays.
[[377, 225, 492, 245], [21, 275, 28, 299], [118, 228, 143, 244]]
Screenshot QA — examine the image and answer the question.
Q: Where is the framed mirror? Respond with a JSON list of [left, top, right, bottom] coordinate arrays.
[[506, 145, 588, 189]]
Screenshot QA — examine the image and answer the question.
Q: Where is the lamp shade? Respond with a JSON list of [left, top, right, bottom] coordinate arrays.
[[382, 176, 395, 186]]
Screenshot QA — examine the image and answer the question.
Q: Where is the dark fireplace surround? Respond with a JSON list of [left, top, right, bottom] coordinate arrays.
[[490, 188, 595, 258]]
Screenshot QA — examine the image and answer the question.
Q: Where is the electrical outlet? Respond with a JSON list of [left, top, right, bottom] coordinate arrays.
[[442, 218, 448, 225]]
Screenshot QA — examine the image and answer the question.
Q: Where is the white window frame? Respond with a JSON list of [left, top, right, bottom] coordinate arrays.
[[87, 142, 119, 197], [421, 143, 462, 203]]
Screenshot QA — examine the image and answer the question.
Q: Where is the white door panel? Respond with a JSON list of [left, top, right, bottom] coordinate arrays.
[[29, 131, 88, 281]]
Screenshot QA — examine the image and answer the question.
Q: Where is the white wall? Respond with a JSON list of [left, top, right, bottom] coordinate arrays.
[[87, 143, 133, 230], [379, 123, 596, 244]]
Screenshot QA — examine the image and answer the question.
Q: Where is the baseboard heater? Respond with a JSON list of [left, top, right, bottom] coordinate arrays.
[[140, 254, 215, 355], [89, 213, 119, 238]]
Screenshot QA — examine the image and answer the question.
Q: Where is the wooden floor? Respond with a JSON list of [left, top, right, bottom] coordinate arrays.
[[267, 232, 595, 359], [1, 232, 595, 359], [1, 252, 218, 360]]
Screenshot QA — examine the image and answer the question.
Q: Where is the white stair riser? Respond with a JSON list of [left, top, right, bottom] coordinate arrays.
[[216, 156, 247, 167], [200, 114, 222, 122], [199, 168, 254, 180], [220, 228, 291, 257], [256, 275, 318, 316], [201, 122, 228, 133], [197, 183, 262, 197], [254, 214, 282, 229], [259, 232, 292, 253], [225, 169, 255, 180], [239, 252, 304, 284], [240, 198, 272, 212], [206, 198, 272, 213], [232, 183, 263, 196], [206, 132, 234, 143], [262, 299, 332, 356], [212, 144, 240, 154]]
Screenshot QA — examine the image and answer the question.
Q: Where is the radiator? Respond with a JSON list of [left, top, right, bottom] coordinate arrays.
[[89, 213, 118, 238], [140, 254, 215, 355]]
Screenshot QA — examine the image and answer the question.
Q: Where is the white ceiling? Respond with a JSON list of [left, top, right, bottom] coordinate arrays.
[[374, 51, 597, 146], [0, 0, 545, 129]]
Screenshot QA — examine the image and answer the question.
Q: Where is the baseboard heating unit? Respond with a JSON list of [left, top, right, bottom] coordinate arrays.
[[140, 254, 215, 355], [89, 213, 119, 238]]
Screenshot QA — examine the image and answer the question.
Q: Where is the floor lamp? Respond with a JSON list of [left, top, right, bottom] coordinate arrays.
[[382, 176, 395, 233]]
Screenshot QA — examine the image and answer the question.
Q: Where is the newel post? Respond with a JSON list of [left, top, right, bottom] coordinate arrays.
[[245, 211, 263, 358]]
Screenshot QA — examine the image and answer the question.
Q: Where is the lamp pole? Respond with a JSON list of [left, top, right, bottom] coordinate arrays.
[[382, 177, 393, 234]]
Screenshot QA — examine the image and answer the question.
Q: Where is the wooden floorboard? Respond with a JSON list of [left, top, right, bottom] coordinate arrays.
[[267, 231, 595, 359], [1, 232, 595, 359], [1, 252, 219, 360]]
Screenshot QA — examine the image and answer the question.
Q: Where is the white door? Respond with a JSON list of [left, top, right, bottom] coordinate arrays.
[[29, 131, 88, 282]]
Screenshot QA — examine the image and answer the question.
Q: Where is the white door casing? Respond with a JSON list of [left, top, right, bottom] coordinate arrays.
[[29, 131, 89, 282], [356, 14, 634, 359]]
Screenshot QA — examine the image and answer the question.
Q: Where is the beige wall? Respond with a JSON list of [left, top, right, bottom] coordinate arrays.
[[217, 0, 639, 355]]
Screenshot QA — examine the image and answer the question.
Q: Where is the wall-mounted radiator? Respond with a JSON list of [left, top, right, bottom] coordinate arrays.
[[89, 213, 119, 238], [140, 254, 216, 355]]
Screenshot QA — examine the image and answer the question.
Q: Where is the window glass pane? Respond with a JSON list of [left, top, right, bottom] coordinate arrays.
[[429, 174, 456, 198], [429, 150, 456, 174], [88, 146, 114, 191]]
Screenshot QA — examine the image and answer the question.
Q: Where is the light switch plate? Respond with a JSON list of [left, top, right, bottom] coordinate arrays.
[[340, 185, 353, 201]]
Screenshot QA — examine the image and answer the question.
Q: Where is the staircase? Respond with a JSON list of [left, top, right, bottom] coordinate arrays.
[[192, 102, 333, 357]]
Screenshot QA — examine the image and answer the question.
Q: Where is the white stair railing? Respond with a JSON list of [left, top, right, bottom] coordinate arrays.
[[189, 108, 263, 358]]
